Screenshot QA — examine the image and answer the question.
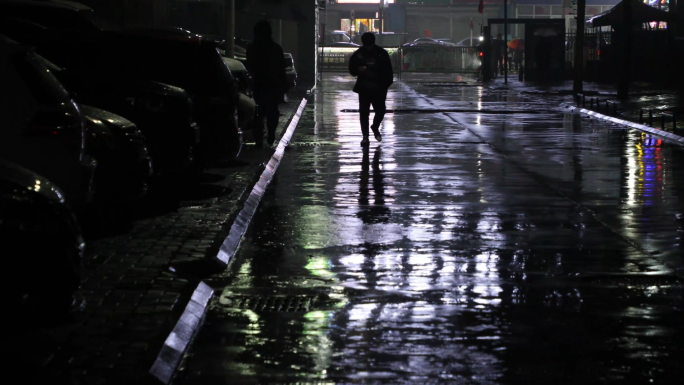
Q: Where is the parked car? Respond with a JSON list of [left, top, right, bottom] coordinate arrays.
[[402, 38, 446, 47], [326, 42, 360, 48], [435, 38, 458, 47], [454, 37, 484, 47], [224, 57, 260, 146], [102, 30, 241, 162], [284, 53, 297, 91], [0, 35, 96, 206], [1, 160, 84, 315], [0, 0, 113, 33], [0, 20, 204, 177], [324, 30, 352, 45], [79, 104, 152, 201]]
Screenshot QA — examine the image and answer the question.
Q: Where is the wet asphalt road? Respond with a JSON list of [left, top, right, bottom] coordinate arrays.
[[175, 75, 683, 384]]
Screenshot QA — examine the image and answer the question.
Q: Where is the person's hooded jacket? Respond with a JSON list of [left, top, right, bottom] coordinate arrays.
[[349, 45, 393, 95], [246, 26, 287, 92]]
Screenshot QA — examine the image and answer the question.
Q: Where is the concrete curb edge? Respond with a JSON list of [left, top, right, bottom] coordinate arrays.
[[147, 97, 309, 384], [216, 97, 308, 265], [148, 281, 213, 384], [561, 103, 684, 146]]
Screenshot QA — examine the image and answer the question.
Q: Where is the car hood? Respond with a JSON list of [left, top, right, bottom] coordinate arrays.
[[0, 159, 67, 204], [79, 104, 136, 132]]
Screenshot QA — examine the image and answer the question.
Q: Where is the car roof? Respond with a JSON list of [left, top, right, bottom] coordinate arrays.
[[223, 57, 246, 72], [0, 0, 93, 12], [113, 29, 206, 45]]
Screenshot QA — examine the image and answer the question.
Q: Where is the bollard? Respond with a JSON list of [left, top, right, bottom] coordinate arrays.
[[662, 112, 675, 131], [649, 109, 654, 126], [675, 113, 678, 131], [590, 98, 595, 108], [639, 108, 644, 123]]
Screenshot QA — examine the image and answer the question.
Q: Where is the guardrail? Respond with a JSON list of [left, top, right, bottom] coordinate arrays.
[[575, 94, 679, 131]]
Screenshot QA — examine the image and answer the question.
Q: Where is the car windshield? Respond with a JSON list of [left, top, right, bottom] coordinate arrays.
[[11, 51, 70, 104], [81, 11, 118, 31]]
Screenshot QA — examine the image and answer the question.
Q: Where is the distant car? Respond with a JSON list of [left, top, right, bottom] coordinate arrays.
[[284, 53, 297, 91], [435, 38, 457, 46], [326, 42, 360, 48], [454, 37, 483, 47], [325, 30, 352, 45], [404, 38, 443, 46], [0, 35, 96, 206], [1, 160, 84, 315]]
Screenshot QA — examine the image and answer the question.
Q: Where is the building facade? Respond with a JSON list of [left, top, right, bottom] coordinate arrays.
[[322, 0, 622, 43]]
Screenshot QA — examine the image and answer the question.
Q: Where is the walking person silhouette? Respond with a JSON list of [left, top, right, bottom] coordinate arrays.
[[349, 32, 394, 146], [246, 20, 287, 146]]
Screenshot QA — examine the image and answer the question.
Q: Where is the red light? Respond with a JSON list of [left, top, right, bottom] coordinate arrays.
[[53, 131, 58, 135], [479, 52, 484, 57]]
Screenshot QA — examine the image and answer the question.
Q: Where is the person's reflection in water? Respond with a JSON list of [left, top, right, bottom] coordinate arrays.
[[357, 146, 390, 224]]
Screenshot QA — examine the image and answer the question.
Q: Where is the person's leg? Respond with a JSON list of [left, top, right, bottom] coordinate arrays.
[[265, 93, 280, 144], [359, 93, 371, 140], [370, 91, 387, 138]]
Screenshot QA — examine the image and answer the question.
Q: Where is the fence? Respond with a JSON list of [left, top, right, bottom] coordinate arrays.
[[399, 46, 481, 73], [318, 45, 481, 74], [564, 28, 613, 67]]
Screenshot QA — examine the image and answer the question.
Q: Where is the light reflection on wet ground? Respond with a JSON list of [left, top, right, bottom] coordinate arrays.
[[175, 74, 683, 384]]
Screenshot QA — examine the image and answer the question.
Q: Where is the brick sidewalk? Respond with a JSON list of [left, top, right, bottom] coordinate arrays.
[[12, 97, 305, 384]]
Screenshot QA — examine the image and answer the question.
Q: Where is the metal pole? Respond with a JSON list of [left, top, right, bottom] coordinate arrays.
[[617, 0, 632, 99], [573, 0, 586, 93], [504, 0, 508, 83], [224, 0, 234, 58]]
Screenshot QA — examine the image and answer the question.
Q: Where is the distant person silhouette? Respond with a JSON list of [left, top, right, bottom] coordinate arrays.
[[246, 20, 287, 146], [494, 33, 505, 76], [349, 32, 393, 146]]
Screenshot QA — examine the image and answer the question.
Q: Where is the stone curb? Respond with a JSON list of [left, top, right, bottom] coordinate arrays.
[[148, 282, 213, 384], [216, 97, 308, 265], [561, 103, 684, 146], [147, 97, 309, 384]]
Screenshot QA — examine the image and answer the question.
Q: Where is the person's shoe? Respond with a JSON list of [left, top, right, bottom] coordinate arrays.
[[267, 133, 276, 146], [360, 137, 370, 146], [371, 124, 382, 143]]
